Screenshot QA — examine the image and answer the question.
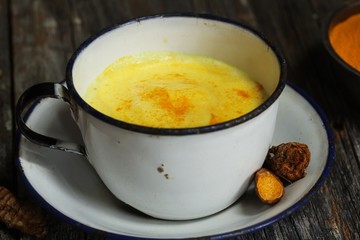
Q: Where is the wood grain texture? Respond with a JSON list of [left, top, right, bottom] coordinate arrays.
[[2, 0, 359, 239], [10, 1, 92, 239], [1, 1, 19, 240], [0, 0, 14, 190]]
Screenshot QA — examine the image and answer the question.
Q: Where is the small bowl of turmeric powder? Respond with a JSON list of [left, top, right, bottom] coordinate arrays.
[[323, 1, 360, 105]]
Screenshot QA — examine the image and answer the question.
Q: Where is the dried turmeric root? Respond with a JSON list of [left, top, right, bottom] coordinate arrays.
[[0, 186, 47, 237], [255, 168, 284, 205], [264, 142, 311, 182]]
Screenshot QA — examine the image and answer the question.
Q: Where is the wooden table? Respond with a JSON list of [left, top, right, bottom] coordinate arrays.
[[1, 0, 359, 239]]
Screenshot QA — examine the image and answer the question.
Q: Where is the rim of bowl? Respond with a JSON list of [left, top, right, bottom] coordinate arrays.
[[66, 13, 287, 136], [322, 1, 360, 78]]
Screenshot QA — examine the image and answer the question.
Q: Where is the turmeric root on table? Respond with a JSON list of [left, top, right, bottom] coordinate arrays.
[[264, 142, 311, 182], [255, 168, 284, 205], [0, 186, 47, 237]]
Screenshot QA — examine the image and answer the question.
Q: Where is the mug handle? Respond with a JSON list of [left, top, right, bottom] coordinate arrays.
[[15, 82, 86, 156]]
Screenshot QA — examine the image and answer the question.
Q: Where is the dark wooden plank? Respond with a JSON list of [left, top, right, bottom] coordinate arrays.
[[11, 0, 71, 95], [0, 0, 17, 239], [68, 0, 207, 48], [0, 0, 15, 190], [67, 0, 132, 46], [191, 0, 258, 28], [10, 0, 106, 239]]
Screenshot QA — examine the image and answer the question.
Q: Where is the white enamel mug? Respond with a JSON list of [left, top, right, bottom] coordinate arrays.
[[16, 14, 286, 220]]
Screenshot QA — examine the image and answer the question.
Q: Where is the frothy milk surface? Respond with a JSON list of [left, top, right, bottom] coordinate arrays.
[[84, 52, 267, 128]]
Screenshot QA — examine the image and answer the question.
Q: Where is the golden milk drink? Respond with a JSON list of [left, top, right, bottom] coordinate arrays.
[[84, 52, 267, 128]]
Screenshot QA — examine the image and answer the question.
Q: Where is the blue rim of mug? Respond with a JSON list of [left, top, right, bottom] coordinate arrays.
[[15, 81, 335, 239], [65, 13, 287, 135]]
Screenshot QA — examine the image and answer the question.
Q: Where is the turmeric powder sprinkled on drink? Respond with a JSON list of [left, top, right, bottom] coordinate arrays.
[[329, 13, 360, 71], [85, 52, 268, 128]]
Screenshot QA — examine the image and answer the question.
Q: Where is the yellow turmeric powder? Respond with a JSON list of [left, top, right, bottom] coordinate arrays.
[[329, 13, 360, 71]]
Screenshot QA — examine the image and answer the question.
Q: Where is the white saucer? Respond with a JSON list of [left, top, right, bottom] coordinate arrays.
[[16, 83, 334, 239]]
